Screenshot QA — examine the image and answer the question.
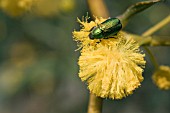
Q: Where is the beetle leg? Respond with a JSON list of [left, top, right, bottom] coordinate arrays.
[[109, 36, 118, 39], [96, 39, 101, 43], [89, 26, 96, 31], [103, 37, 109, 39]]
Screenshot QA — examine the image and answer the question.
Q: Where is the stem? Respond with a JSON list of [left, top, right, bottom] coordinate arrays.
[[142, 15, 170, 36], [149, 36, 170, 46], [87, 94, 103, 113], [118, 0, 161, 28], [143, 46, 159, 69], [87, 0, 109, 113], [142, 15, 170, 69], [132, 35, 170, 46], [87, 0, 109, 18]]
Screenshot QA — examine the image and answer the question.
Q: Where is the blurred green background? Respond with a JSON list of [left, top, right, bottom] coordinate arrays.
[[0, 0, 169, 113]]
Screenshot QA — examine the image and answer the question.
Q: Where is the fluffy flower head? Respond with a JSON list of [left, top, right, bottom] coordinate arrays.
[[73, 16, 146, 99], [152, 65, 170, 90]]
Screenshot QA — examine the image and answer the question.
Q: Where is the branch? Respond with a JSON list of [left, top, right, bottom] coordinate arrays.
[[130, 34, 170, 46], [87, 0, 109, 18], [140, 15, 170, 70], [86, 0, 108, 113], [118, 0, 161, 27], [87, 94, 103, 113], [142, 15, 170, 36]]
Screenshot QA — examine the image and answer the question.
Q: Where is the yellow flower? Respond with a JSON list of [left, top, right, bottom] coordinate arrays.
[[73, 16, 146, 99], [0, 0, 75, 17], [0, 0, 34, 16], [152, 65, 170, 90], [32, 0, 75, 17]]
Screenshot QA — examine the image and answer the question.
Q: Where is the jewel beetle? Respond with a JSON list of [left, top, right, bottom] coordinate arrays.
[[89, 18, 122, 39]]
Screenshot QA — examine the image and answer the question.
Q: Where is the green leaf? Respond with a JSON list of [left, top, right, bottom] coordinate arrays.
[[118, 0, 162, 27]]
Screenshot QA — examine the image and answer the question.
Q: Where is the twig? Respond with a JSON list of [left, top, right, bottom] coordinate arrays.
[[87, 0, 109, 18], [130, 34, 170, 46], [118, 0, 161, 28], [141, 15, 170, 69], [142, 15, 170, 36], [86, 0, 109, 113], [87, 94, 103, 113]]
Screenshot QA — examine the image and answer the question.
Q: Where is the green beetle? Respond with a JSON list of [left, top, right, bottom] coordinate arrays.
[[89, 18, 122, 39]]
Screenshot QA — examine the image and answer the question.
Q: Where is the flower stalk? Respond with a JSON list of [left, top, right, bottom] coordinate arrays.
[[142, 15, 170, 37], [87, 94, 103, 113], [86, 0, 109, 113], [141, 15, 170, 70], [87, 0, 109, 18]]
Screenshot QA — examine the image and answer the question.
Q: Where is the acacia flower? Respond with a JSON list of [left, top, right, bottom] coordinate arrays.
[[0, 0, 35, 16], [32, 0, 75, 17], [73, 16, 146, 99], [152, 65, 170, 90]]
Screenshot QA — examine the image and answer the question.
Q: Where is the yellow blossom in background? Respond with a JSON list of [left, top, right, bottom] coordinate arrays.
[[0, 0, 75, 17], [0, 67, 24, 95], [152, 65, 170, 90], [32, 0, 60, 16], [0, 0, 34, 16], [73, 17, 146, 99], [9, 42, 37, 68], [33, 0, 75, 17], [59, 0, 75, 12]]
